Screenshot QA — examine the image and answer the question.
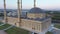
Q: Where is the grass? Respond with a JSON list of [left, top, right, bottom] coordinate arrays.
[[54, 24, 60, 29], [46, 31, 53, 34], [5, 27, 29, 34], [0, 24, 11, 30], [0, 22, 53, 34], [0, 22, 29, 34]]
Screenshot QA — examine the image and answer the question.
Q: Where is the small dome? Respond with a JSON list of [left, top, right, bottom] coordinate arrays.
[[29, 7, 44, 13]]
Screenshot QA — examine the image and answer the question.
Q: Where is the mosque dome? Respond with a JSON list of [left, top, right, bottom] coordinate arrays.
[[29, 7, 45, 13]]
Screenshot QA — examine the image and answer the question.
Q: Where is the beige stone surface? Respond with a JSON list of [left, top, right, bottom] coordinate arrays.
[[27, 13, 46, 18], [2, 17, 51, 33]]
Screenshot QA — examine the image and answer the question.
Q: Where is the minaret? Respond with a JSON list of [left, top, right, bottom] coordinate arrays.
[[21, 0, 22, 10], [34, 0, 36, 8], [4, 0, 7, 23], [17, 0, 22, 26]]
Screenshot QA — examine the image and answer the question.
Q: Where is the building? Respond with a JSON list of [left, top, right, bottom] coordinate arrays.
[[4, 7, 51, 34], [3, 0, 51, 34]]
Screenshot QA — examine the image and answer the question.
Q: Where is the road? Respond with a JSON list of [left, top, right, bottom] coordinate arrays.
[[51, 24, 60, 34]]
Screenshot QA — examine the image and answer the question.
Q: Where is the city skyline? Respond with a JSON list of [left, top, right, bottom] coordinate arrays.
[[0, 0, 60, 10]]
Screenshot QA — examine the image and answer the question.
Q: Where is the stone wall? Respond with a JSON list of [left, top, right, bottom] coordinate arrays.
[[2, 17, 51, 33], [27, 13, 46, 19], [7, 17, 42, 33], [41, 18, 51, 32]]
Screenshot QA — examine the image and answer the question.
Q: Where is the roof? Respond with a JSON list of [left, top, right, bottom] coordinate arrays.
[[29, 7, 45, 13], [23, 16, 51, 21]]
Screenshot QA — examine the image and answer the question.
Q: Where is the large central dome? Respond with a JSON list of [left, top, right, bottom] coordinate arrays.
[[29, 7, 44, 13]]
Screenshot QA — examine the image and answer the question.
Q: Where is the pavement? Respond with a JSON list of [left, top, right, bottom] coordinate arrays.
[[52, 29, 60, 34], [50, 24, 60, 34], [0, 30, 7, 34]]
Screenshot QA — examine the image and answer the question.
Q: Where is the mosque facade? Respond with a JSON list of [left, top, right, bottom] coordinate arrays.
[[3, 7, 52, 34]]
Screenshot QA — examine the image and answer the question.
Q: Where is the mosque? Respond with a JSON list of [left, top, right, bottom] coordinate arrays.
[[3, 0, 51, 34], [7, 7, 51, 34]]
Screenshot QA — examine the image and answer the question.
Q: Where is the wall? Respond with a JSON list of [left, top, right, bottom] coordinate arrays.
[[2, 17, 51, 33], [27, 13, 46, 19], [41, 18, 51, 32]]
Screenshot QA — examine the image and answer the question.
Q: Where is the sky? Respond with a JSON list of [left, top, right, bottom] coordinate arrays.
[[0, 0, 60, 10]]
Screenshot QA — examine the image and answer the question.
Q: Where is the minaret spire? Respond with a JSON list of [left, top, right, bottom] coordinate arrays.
[[17, 0, 22, 26], [4, 0, 7, 23], [34, 0, 36, 8]]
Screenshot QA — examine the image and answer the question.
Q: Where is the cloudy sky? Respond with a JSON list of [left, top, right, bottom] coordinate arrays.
[[0, 0, 60, 10]]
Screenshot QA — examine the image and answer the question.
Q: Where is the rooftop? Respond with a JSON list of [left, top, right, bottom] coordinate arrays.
[[8, 16, 51, 21], [29, 7, 45, 13]]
